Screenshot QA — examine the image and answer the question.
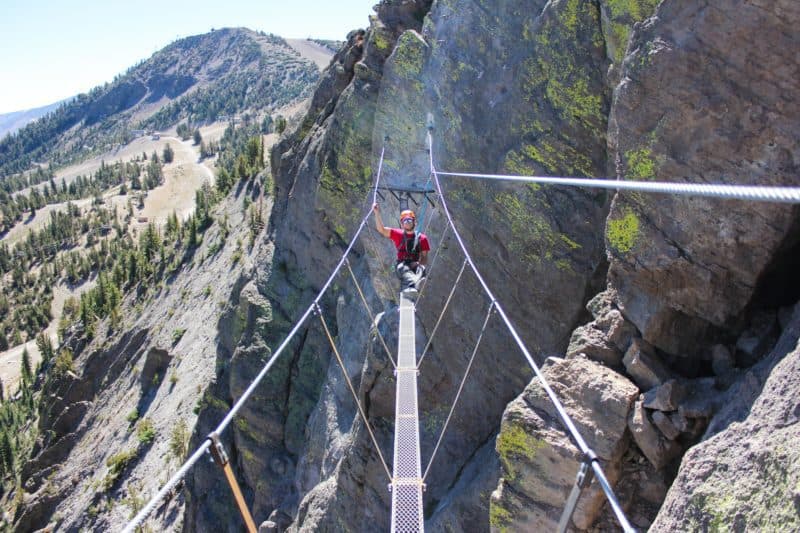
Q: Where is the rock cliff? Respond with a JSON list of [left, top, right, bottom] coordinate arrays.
[[11, 0, 800, 531], [181, 0, 799, 531], [246, 0, 799, 531]]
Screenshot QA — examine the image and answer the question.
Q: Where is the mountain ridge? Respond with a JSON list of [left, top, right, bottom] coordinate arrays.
[[0, 99, 71, 140], [0, 28, 322, 179]]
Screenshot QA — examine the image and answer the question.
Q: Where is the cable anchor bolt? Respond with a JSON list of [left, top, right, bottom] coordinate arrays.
[[577, 449, 598, 489], [207, 431, 229, 467]]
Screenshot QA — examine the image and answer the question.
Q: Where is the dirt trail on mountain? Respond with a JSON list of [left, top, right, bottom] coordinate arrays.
[[286, 39, 335, 70]]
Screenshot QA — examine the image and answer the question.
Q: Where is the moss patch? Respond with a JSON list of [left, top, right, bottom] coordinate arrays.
[[604, 0, 661, 63], [493, 190, 583, 269], [497, 423, 544, 481], [625, 147, 656, 180], [606, 209, 640, 253], [389, 31, 427, 81], [489, 502, 513, 531]]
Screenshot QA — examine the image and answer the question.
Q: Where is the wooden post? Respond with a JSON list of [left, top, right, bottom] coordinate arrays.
[[207, 432, 257, 533]]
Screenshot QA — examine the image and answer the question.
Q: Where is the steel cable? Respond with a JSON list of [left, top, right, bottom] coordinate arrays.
[[316, 303, 393, 481], [427, 130, 635, 533], [422, 301, 494, 482], [436, 170, 800, 204]]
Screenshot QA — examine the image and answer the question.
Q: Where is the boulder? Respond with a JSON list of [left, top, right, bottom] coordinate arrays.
[[623, 338, 674, 391], [258, 521, 278, 533], [678, 377, 720, 420], [735, 310, 779, 367], [642, 379, 686, 412], [491, 356, 638, 530], [668, 411, 690, 434], [710, 344, 735, 376], [566, 324, 622, 366], [651, 411, 681, 441], [606, 0, 800, 360], [602, 309, 638, 352], [628, 401, 682, 469]]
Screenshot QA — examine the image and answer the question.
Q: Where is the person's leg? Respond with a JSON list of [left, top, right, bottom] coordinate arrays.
[[395, 262, 417, 290]]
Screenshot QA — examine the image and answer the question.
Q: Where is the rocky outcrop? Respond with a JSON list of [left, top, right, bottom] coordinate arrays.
[[606, 0, 800, 358], [650, 303, 800, 531], [490, 356, 639, 531], [228, 0, 800, 531]]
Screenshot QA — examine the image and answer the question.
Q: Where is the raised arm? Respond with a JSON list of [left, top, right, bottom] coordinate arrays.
[[372, 203, 391, 238]]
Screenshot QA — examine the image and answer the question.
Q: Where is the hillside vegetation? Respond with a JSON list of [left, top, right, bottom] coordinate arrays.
[[0, 28, 318, 178]]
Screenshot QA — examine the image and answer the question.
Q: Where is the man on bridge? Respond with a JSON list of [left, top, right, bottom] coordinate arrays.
[[373, 203, 430, 295]]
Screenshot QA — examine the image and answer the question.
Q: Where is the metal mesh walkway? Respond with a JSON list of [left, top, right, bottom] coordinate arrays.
[[390, 293, 424, 532]]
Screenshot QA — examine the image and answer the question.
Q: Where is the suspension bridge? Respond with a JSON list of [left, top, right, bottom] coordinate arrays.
[[123, 125, 800, 533]]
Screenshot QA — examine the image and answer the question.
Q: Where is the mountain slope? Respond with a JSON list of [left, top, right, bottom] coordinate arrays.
[[0, 99, 69, 140], [0, 28, 320, 178]]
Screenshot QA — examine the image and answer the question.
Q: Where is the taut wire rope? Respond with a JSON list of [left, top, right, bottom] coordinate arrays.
[[344, 258, 397, 369], [422, 300, 495, 482], [315, 303, 393, 481], [436, 170, 800, 204], [426, 129, 635, 533]]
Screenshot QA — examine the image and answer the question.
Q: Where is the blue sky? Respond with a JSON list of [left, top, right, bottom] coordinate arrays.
[[0, 0, 377, 113]]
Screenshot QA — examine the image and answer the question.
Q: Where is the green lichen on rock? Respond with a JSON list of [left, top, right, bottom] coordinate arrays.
[[370, 26, 393, 54], [625, 147, 656, 180], [680, 448, 800, 532], [496, 423, 544, 481], [606, 208, 639, 253], [606, 0, 660, 20], [317, 97, 375, 241], [489, 502, 513, 531], [389, 31, 427, 81], [525, 0, 605, 131], [494, 191, 582, 269], [603, 0, 662, 63], [508, 0, 607, 180]]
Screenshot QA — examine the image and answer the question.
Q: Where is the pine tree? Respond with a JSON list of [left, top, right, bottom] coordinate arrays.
[[188, 215, 198, 249], [36, 333, 53, 364], [20, 348, 32, 385], [0, 430, 11, 471], [163, 143, 174, 164], [193, 129, 203, 146], [275, 115, 287, 135]]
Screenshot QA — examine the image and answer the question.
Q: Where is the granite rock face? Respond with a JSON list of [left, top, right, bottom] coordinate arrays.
[[175, 0, 800, 531], [227, 0, 619, 530], [606, 0, 800, 357]]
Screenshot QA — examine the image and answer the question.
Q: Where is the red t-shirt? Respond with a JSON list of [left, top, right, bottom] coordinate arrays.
[[389, 228, 430, 262]]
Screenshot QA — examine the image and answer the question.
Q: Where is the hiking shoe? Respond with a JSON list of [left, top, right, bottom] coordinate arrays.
[[401, 287, 419, 301]]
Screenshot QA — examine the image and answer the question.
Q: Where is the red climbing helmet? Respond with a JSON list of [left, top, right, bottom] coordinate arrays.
[[399, 209, 416, 224]]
